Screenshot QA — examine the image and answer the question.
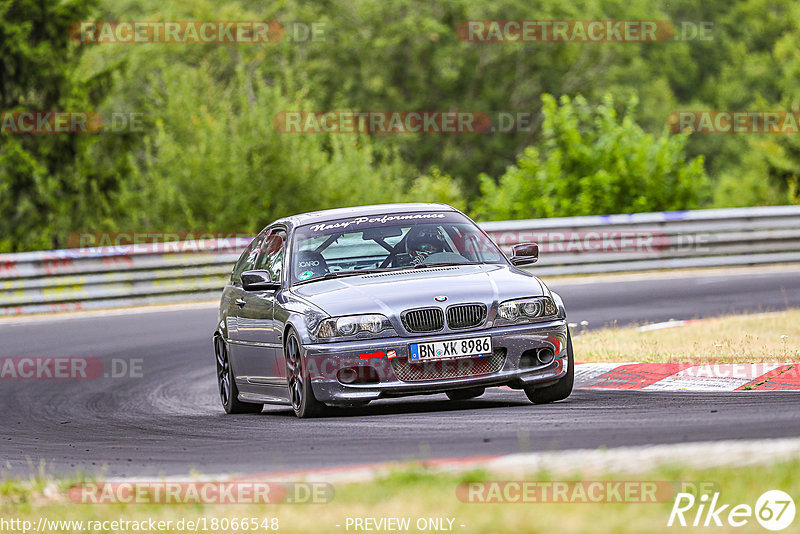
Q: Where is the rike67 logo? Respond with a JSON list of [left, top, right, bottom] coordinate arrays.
[[668, 490, 795, 531]]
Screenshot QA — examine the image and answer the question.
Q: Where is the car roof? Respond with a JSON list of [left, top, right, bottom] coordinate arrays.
[[276, 203, 459, 227]]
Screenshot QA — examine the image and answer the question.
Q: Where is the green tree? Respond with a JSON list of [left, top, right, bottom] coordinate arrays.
[[473, 94, 708, 220], [109, 53, 414, 234], [403, 167, 467, 212], [0, 0, 131, 251]]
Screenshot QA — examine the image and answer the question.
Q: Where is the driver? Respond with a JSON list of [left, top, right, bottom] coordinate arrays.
[[405, 226, 447, 265]]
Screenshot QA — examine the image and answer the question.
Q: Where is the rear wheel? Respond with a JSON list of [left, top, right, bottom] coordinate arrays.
[[215, 336, 263, 414], [285, 329, 326, 418], [524, 330, 574, 405], [446, 387, 485, 401]]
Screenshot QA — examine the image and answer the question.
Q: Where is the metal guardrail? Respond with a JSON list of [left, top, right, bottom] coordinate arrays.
[[481, 205, 800, 274], [1, 205, 799, 316]]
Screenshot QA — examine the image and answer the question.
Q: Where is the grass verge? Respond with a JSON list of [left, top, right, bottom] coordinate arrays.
[[1, 460, 798, 533], [573, 309, 800, 363]]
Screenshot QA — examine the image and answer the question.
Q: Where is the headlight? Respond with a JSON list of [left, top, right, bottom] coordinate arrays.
[[497, 297, 558, 322], [316, 314, 392, 339]]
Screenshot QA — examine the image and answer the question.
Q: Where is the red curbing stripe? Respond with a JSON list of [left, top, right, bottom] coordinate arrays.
[[739, 365, 800, 390], [589, 363, 694, 389], [415, 455, 502, 469], [229, 455, 503, 483]]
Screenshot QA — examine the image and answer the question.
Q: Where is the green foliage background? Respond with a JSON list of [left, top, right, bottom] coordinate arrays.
[[1, 0, 799, 251]]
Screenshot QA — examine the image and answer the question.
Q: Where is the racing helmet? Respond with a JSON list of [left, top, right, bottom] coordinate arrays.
[[405, 226, 447, 258]]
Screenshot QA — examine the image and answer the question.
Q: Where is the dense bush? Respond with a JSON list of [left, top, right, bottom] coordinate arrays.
[[473, 95, 708, 220], [0, 0, 134, 251]]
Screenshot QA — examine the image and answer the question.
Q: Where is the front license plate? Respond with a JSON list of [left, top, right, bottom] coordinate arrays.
[[409, 336, 492, 361]]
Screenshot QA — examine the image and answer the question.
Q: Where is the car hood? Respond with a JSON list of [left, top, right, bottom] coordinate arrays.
[[289, 264, 545, 318]]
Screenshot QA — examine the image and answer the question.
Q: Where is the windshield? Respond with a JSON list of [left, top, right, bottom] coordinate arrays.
[[290, 212, 507, 284]]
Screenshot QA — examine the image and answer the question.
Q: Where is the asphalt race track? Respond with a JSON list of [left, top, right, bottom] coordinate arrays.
[[1, 267, 799, 477]]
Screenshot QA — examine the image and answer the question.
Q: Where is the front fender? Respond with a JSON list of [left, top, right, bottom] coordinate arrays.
[[215, 284, 236, 340], [282, 312, 319, 346], [551, 291, 567, 320], [277, 290, 329, 346]]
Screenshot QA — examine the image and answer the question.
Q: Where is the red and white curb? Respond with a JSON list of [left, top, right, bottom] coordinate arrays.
[[576, 362, 800, 391]]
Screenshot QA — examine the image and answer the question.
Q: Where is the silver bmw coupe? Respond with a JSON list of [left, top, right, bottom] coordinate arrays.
[[213, 203, 572, 418]]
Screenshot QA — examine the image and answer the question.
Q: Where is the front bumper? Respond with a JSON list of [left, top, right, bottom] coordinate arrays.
[[303, 320, 569, 404]]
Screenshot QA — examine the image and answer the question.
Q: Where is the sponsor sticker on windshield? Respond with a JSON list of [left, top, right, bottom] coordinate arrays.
[[307, 213, 447, 233]]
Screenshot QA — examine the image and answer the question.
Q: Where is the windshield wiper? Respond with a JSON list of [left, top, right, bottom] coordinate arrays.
[[412, 261, 481, 269]]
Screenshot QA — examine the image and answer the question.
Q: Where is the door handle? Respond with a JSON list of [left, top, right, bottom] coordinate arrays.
[[235, 298, 246, 308]]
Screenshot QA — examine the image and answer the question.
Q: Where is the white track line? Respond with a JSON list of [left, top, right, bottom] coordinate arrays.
[[574, 362, 629, 384]]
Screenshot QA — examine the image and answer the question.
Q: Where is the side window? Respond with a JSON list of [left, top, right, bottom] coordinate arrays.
[[255, 229, 286, 282], [231, 231, 267, 283]]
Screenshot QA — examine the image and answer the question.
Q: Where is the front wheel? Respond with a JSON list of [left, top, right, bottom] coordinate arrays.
[[215, 336, 263, 414], [524, 329, 574, 405], [285, 329, 326, 418]]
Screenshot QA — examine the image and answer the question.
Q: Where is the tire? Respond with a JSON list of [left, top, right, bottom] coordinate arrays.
[[285, 329, 327, 418], [215, 336, 263, 414], [446, 387, 485, 401], [524, 329, 574, 405]]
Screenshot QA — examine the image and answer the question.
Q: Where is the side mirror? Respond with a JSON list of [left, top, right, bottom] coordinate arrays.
[[241, 270, 281, 291], [510, 243, 539, 266]]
